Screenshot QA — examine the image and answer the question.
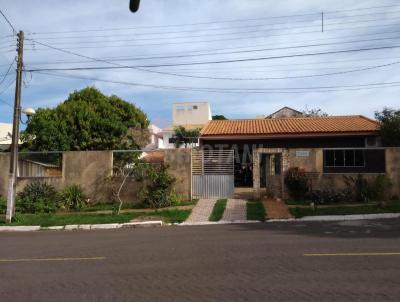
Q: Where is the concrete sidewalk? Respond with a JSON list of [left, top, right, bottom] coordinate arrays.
[[184, 199, 217, 223]]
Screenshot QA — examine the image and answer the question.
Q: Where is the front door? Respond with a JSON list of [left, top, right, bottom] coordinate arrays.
[[265, 154, 283, 198]]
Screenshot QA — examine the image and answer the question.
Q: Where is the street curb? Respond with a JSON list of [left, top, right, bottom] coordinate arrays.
[[1, 213, 398, 231], [267, 213, 400, 222], [180, 220, 260, 226], [299, 213, 400, 222], [0, 221, 163, 232], [0, 225, 41, 232]]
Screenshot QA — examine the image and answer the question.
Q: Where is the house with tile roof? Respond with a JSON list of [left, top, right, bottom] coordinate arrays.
[[195, 115, 399, 200]]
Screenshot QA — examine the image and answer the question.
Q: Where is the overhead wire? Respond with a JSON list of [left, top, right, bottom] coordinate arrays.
[[0, 8, 17, 34], [33, 71, 400, 94], [24, 22, 400, 51], [25, 44, 400, 72], [24, 15, 400, 45], [26, 3, 400, 35], [23, 34, 400, 69], [0, 60, 15, 86], [22, 29, 400, 67]]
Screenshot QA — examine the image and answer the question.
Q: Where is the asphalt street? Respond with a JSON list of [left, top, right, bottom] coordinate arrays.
[[1, 219, 400, 302]]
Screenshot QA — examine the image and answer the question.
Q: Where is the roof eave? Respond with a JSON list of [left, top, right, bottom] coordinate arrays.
[[200, 131, 379, 140]]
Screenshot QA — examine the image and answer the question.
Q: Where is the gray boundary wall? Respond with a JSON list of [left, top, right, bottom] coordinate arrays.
[[0, 149, 192, 203]]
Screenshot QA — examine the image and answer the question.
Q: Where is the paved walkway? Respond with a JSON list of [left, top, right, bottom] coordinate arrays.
[[185, 199, 217, 223], [263, 198, 292, 219], [221, 199, 247, 221]]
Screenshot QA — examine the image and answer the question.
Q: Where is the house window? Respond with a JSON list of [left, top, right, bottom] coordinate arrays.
[[324, 148, 385, 173], [168, 137, 176, 144], [324, 149, 365, 168], [365, 136, 382, 147]]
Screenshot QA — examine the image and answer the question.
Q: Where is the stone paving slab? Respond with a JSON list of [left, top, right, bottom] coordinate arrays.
[[221, 199, 247, 221], [184, 199, 217, 223]]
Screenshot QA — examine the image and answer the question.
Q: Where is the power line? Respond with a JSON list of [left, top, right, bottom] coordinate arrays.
[[0, 8, 16, 34], [24, 35, 400, 68], [0, 97, 13, 107], [25, 12, 400, 42], [25, 44, 400, 72], [22, 29, 400, 66], [27, 3, 400, 35], [24, 17, 400, 48], [0, 60, 15, 86], [0, 78, 15, 96], [130, 61, 400, 81], [24, 22, 400, 51], [33, 71, 400, 94]]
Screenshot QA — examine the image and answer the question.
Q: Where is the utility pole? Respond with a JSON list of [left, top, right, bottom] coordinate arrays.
[[6, 30, 24, 223]]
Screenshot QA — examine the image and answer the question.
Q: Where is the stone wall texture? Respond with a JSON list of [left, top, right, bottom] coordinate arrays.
[[0, 150, 192, 204]]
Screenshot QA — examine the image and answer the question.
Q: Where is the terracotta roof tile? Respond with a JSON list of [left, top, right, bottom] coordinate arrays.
[[200, 115, 379, 137]]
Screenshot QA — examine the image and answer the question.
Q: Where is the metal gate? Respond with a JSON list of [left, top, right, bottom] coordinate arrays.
[[192, 149, 234, 198]]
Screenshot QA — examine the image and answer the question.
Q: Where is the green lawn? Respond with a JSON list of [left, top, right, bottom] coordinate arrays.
[[82, 200, 197, 212], [153, 209, 191, 223], [247, 200, 266, 221], [0, 209, 191, 227], [285, 199, 311, 206], [209, 199, 227, 221], [289, 201, 400, 218]]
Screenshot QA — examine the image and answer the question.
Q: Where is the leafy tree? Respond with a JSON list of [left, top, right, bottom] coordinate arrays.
[[22, 87, 150, 151], [375, 107, 400, 146], [212, 115, 227, 120], [173, 126, 200, 148], [301, 107, 328, 117]]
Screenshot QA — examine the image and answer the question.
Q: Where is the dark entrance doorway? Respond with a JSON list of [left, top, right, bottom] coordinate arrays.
[[234, 149, 253, 187]]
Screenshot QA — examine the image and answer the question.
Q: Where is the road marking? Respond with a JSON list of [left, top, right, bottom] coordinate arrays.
[[0, 256, 106, 263], [304, 252, 400, 257]]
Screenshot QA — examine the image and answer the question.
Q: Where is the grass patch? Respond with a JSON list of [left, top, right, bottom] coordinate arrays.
[[1, 213, 139, 227], [247, 200, 266, 221], [209, 199, 227, 221], [289, 201, 400, 218], [151, 209, 191, 223], [0, 209, 192, 227], [285, 199, 311, 206], [82, 199, 198, 212]]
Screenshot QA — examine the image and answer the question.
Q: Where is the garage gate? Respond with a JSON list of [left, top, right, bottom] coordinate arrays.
[[191, 149, 234, 198]]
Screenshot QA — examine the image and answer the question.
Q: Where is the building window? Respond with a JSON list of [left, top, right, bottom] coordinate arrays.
[[324, 149, 365, 168], [365, 136, 382, 147], [168, 137, 176, 144], [193, 105, 198, 110], [176, 105, 185, 111]]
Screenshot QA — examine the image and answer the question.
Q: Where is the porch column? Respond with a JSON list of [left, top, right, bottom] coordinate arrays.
[[252, 149, 261, 199]]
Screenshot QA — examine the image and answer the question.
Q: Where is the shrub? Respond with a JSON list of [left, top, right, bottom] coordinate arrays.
[[344, 174, 392, 202], [59, 184, 87, 210], [369, 175, 392, 201], [284, 167, 310, 200], [16, 182, 59, 213], [141, 165, 175, 208], [0, 195, 6, 215], [308, 189, 352, 205]]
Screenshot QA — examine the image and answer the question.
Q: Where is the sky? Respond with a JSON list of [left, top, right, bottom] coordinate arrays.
[[1, 0, 400, 127]]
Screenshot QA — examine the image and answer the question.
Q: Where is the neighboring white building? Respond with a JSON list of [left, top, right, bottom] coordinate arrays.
[[0, 123, 13, 150], [144, 124, 164, 150], [172, 102, 211, 126], [161, 102, 212, 149]]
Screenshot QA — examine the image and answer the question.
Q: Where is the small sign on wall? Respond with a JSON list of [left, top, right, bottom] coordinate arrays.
[[296, 150, 310, 157]]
